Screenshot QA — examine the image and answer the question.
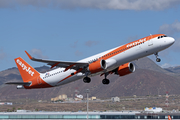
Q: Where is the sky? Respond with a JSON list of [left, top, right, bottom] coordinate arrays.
[[0, 0, 180, 71]]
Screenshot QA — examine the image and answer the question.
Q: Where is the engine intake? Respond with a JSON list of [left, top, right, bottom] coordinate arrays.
[[88, 59, 106, 73]]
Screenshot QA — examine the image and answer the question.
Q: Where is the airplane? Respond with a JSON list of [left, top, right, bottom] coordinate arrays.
[[6, 34, 175, 89]]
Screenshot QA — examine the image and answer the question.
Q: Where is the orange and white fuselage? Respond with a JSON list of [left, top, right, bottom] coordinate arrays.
[[7, 34, 175, 89]]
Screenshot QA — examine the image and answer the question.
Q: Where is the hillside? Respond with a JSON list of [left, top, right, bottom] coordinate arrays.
[[0, 57, 180, 100], [164, 66, 180, 77], [132, 57, 169, 74]]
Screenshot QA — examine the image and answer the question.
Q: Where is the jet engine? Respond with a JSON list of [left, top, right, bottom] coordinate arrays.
[[88, 59, 106, 73], [115, 62, 135, 76]]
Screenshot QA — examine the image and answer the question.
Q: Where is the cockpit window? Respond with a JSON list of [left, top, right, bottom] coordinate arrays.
[[158, 35, 167, 39]]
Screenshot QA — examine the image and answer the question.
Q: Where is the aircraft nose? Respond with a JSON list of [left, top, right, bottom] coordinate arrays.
[[169, 37, 175, 45]]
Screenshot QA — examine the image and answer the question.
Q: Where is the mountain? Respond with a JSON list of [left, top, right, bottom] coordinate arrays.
[[164, 66, 180, 77], [0, 66, 50, 83], [0, 57, 180, 100], [132, 57, 167, 73]]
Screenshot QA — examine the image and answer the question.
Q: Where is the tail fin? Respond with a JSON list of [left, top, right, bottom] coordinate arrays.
[[15, 57, 40, 82], [168, 115, 172, 120]]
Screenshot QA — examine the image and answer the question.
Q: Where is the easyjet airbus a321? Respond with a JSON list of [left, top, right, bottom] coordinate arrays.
[[6, 34, 175, 89]]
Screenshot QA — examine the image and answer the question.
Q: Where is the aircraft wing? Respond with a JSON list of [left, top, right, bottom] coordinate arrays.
[[25, 51, 88, 70], [5, 82, 31, 86]]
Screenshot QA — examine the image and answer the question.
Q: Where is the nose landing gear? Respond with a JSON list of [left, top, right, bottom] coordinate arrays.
[[154, 52, 161, 62]]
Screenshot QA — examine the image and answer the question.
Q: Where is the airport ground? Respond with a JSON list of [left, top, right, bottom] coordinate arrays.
[[1, 95, 180, 112]]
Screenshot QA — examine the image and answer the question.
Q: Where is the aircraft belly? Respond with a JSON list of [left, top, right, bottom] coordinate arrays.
[[57, 75, 83, 86], [42, 69, 78, 86]]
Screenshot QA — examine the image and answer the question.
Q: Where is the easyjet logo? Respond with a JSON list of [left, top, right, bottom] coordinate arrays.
[[126, 38, 146, 48], [16, 59, 34, 76]]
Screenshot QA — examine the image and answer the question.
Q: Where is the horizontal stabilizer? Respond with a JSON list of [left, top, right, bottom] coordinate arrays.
[[5, 82, 31, 86]]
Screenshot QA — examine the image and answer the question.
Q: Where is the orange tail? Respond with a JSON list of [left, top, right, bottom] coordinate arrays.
[[168, 115, 172, 120], [15, 57, 40, 82]]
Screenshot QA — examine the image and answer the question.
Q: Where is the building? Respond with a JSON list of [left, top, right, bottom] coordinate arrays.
[[91, 97, 97, 100], [0, 111, 179, 119], [111, 97, 120, 102], [0, 102, 13, 105], [51, 94, 68, 102], [144, 107, 163, 113], [61, 94, 68, 100], [75, 94, 83, 101]]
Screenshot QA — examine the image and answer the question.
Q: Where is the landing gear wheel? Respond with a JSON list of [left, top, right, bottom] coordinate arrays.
[[102, 79, 110, 85], [156, 58, 161, 62], [83, 77, 91, 83]]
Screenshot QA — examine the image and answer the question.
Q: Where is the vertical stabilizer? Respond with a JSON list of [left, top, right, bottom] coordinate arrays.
[[15, 57, 40, 82]]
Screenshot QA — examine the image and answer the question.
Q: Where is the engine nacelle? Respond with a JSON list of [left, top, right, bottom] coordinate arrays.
[[116, 62, 135, 76], [88, 59, 106, 73], [105, 59, 117, 70]]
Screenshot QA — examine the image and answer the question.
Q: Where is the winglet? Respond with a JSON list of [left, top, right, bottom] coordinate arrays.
[[25, 51, 33, 59]]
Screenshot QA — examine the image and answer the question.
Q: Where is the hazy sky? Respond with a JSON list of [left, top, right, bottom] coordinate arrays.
[[0, 0, 180, 71]]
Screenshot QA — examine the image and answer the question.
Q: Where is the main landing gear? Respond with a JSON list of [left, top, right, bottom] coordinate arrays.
[[102, 79, 110, 84], [83, 72, 110, 85], [83, 77, 91, 83], [102, 72, 110, 85], [83, 72, 91, 83], [154, 52, 161, 62]]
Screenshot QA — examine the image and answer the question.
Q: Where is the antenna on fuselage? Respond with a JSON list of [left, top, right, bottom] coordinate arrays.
[[150, 34, 152, 38]]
